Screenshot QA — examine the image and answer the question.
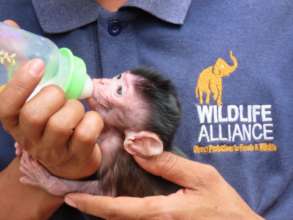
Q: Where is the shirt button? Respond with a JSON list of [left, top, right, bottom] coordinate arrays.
[[108, 19, 122, 36]]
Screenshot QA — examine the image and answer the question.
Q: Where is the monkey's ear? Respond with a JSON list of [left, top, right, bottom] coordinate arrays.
[[123, 130, 164, 157]]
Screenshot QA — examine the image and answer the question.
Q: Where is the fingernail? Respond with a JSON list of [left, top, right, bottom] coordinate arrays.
[[3, 19, 19, 28], [27, 59, 44, 77], [65, 196, 77, 208]]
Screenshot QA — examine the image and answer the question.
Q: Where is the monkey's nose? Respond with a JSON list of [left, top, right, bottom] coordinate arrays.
[[93, 79, 105, 85]]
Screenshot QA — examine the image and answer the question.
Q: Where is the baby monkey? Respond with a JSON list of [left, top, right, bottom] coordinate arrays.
[[19, 68, 182, 197]]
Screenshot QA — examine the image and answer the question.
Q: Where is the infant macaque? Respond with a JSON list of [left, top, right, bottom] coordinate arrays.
[[19, 68, 182, 197]]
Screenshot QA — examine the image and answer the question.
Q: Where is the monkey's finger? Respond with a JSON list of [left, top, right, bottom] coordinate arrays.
[[19, 160, 33, 175], [19, 165, 30, 176], [20, 151, 31, 168], [19, 158, 36, 176], [19, 166, 38, 182], [19, 153, 38, 178], [30, 160, 51, 180], [134, 151, 221, 189], [20, 176, 41, 188], [65, 194, 168, 219], [19, 159, 47, 185]]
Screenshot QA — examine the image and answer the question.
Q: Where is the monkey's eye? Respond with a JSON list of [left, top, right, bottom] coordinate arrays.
[[116, 86, 123, 95], [116, 74, 122, 79]]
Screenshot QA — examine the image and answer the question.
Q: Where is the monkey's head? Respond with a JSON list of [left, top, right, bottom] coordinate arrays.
[[89, 68, 181, 158]]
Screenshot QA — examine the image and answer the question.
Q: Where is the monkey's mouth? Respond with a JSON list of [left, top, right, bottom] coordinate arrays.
[[98, 102, 111, 112], [88, 99, 111, 118], [91, 94, 112, 113], [91, 95, 111, 111]]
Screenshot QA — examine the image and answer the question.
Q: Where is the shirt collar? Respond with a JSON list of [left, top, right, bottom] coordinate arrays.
[[125, 0, 192, 25], [32, 0, 192, 34]]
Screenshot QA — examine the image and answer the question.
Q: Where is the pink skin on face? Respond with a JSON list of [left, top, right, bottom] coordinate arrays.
[[88, 71, 149, 130], [89, 71, 134, 112]]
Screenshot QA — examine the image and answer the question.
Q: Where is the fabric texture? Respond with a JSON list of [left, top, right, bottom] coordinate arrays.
[[0, 0, 292, 219]]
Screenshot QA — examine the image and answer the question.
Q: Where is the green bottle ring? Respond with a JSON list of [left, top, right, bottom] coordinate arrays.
[[59, 48, 87, 99]]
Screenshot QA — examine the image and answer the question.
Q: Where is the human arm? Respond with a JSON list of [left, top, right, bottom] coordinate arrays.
[[0, 158, 63, 220], [64, 152, 264, 220]]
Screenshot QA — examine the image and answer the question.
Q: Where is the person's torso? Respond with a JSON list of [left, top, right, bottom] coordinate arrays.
[[0, 0, 293, 219]]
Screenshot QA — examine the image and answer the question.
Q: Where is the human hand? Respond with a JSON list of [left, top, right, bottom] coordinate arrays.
[[0, 20, 103, 179], [64, 152, 264, 220]]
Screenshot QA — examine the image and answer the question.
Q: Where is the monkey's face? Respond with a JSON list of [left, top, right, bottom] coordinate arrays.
[[88, 71, 149, 129]]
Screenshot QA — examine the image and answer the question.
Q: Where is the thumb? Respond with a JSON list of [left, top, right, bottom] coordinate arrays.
[[3, 19, 20, 28], [134, 151, 212, 189], [65, 193, 103, 216], [0, 59, 45, 131], [0, 59, 44, 110], [65, 193, 165, 219]]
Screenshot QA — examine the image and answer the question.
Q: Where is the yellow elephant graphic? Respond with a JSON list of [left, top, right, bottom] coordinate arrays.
[[195, 51, 238, 105]]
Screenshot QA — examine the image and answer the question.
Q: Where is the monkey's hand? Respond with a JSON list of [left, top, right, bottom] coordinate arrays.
[[19, 151, 68, 196], [19, 151, 101, 196]]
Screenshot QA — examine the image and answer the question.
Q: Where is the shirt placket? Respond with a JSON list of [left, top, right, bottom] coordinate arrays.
[[96, 9, 139, 78]]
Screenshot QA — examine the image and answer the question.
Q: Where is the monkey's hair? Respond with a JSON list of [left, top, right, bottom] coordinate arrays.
[[131, 68, 181, 149]]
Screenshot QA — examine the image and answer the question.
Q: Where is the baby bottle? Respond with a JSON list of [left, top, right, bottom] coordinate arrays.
[[0, 22, 93, 99]]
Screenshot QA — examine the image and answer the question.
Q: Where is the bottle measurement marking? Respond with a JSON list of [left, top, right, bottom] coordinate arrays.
[[0, 50, 16, 65]]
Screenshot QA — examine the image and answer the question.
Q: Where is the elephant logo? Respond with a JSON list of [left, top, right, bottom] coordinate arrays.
[[195, 51, 238, 105]]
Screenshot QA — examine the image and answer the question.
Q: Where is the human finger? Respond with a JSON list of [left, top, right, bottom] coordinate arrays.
[[134, 151, 220, 189], [69, 111, 103, 160], [19, 152, 37, 178], [19, 86, 65, 142], [0, 59, 44, 132], [41, 99, 84, 155], [65, 193, 168, 219]]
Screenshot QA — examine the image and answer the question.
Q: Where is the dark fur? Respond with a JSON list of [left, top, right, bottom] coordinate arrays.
[[131, 68, 181, 148], [111, 68, 182, 197]]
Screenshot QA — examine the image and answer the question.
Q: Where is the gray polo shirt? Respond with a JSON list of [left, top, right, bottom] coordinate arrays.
[[0, 0, 292, 219]]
